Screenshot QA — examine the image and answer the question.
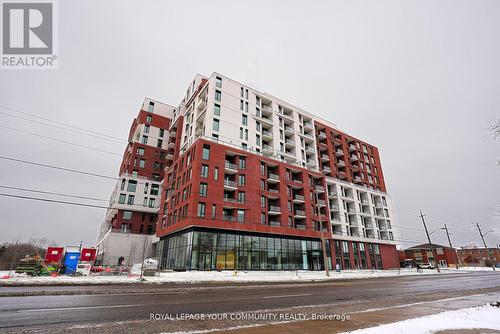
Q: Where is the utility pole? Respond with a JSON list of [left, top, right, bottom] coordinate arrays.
[[476, 222, 495, 271], [443, 224, 458, 269], [419, 210, 440, 272]]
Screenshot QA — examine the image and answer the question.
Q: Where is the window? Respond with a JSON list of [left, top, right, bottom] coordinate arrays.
[[214, 167, 219, 180], [132, 170, 138, 178], [256, 134, 261, 146], [211, 204, 216, 218], [148, 198, 155, 208], [148, 101, 154, 113], [237, 209, 245, 223], [261, 196, 266, 208], [123, 211, 132, 220], [159, 129, 164, 137], [146, 115, 152, 123], [214, 103, 221, 116], [240, 87, 244, 97], [197, 203, 206, 217], [215, 90, 221, 102], [142, 135, 148, 144], [239, 157, 246, 169], [213, 118, 220, 131], [244, 129, 248, 140], [157, 139, 163, 148], [127, 180, 137, 192], [238, 191, 245, 203], [137, 147, 145, 155], [127, 195, 135, 205], [199, 183, 208, 197], [215, 76, 222, 88], [144, 125, 150, 134], [239, 127, 243, 139], [256, 122, 261, 131], [120, 179, 126, 190], [139, 159, 146, 168], [150, 184, 159, 196], [201, 164, 209, 178], [240, 100, 244, 111], [242, 114, 248, 126], [238, 174, 246, 186], [202, 145, 210, 160], [261, 213, 266, 224], [118, 194, 126, 204]]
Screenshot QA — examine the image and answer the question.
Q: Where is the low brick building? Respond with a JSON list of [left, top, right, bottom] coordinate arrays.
[[400, 243, 458, 268], [457, 247, 500, 267]]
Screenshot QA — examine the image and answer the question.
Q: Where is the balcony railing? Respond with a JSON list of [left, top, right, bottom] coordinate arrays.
[[268, 173, 280, 181], [294, 209, 306, 217], [224, 179, 237, 187], [268, 205, 281, 212], [293, 194, 305, 201], [223, 215, 236, 222], [225, 161, 238, 170], [262, 130, 273, 138]]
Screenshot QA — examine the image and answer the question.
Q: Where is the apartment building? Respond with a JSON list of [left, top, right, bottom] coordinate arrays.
[[95, 98, 175, 266], [154, 73, 400, 271]]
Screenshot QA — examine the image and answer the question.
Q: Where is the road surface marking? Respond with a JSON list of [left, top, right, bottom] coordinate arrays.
[[263, 293, 312, 299], [22, 304, 145, 312]]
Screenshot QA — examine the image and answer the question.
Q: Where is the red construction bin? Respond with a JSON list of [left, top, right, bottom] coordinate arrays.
[[44, 247, 64, 263], [80, 248, 97, 262]]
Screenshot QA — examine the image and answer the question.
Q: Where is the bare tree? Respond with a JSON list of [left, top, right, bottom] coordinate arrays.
[[493, 119, 500, 140]]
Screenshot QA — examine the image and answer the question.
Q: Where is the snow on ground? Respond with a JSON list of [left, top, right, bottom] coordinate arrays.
[[341, 304, 500, 334], [0, 267, 497, 285]]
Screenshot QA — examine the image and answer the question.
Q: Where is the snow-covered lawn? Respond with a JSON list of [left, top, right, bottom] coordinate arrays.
[[341, 304, 500, 334], [1, 267, 496, 285]]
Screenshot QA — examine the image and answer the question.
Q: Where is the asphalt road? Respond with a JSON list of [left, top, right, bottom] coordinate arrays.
[[1, 272, 499, 332]]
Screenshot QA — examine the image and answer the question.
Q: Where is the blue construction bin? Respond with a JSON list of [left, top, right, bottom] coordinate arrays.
[[64, 252, 80, 274]]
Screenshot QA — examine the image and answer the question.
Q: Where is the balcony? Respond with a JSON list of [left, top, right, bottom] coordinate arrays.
[[322, 166, 331, 174], [223, 215, 236, 222], [254, 113, 273, 125], [262, 105, 273, 115], [314, 185, 325, 193], [195, 127, 203, 136], [294, 209, 306, 218], [267, 188, 280, 198], [329, 203, 339, 211], [306, 159, 316, 168], [285, 138, 295, 147], [166, 151, 174, 160], [320, 154, 329, 161], [353, 176, 363, 183], [317, 131, 327, 139], [224, 161, 238, 174], [197, 98, 207, 111], [335, 149, 344, 157], [168, 140, 176, 148], [262, 144, 274, 153], [268, 205, 281, 215], [300, 132, 315, 141], [262, 130, 273, 140], [374, 202, 384, 208], [317, 199, 326, 206], [305, 146, 315, 154], [350, 155, 358, 162], [223, 179, 237, 190], [303, 121, 313, 131], [284, 125, 294, 135], [349, 144, 356, 152], [328, 191, 338, 197], [269, 220, 281, 227], [347, 207, 356, 214], [267, 173, 280, 183], [293, 194, 305, 203], [337, 160, 346, 167]]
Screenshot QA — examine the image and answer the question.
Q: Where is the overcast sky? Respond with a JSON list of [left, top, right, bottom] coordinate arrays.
[[0, 0, 499, 249]]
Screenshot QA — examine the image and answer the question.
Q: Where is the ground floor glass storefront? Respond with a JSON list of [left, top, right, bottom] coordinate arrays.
[[157, 228, 332, 271]]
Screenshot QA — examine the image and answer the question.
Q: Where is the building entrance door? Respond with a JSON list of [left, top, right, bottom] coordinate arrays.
[[309, 251, 322, 270]]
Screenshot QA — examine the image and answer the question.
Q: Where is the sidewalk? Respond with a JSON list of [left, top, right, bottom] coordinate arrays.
[[2, 268, 494, 286], [220, 292, 500, 334]]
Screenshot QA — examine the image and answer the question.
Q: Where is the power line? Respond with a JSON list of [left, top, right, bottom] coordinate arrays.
[[0, 185, 108, 202], [0, 109, 127, 145], [0, 155, 119, 181], [0, 125, 122, 157], [0, 105, 127, 143]]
